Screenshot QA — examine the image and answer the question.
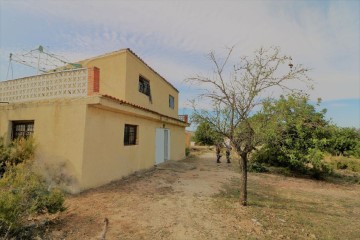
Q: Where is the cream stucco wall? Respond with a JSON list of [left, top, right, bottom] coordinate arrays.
[[81, 106, 156, 189], [80, 101, 185, 190], [79, 51, 127, 100], [125, 52, 179, 119], [0, 96, 186, 192], [168, 123, 186, 161], [0, 100, 88, 190], [79, 49, 179, 119]]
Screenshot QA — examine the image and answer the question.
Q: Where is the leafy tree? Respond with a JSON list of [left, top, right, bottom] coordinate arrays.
[[188, 46, 311, 205], [327, 127, 360, 157], [253, 96, 332, 177], [194, 121, 222, 145]]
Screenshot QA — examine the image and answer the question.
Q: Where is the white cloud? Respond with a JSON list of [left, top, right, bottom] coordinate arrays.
[[1, 0, 359, 103]]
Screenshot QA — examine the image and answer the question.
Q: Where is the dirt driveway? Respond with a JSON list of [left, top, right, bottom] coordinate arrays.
[[45, 151, 360, 240], [49, 151, 246, 239]]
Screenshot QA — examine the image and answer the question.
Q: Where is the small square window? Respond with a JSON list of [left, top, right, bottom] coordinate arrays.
[[12, 121, 34, 140], [124, 124, 137, 145], [169, 95, 175, 109]]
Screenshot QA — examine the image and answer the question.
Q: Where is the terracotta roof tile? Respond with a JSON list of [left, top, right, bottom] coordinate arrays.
[[100, 94, 187, 124]]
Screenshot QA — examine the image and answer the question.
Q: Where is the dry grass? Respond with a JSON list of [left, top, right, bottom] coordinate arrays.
[[22, 150, 360, 240], [214, 173, 360, 239]]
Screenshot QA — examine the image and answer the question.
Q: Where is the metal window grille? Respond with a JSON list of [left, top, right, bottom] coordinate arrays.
[[12, 121, 34, 140], [124, 124, 137, 145]]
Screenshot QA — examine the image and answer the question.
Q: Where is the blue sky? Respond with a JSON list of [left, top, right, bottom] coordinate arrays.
[[0, 0, 359, 128]]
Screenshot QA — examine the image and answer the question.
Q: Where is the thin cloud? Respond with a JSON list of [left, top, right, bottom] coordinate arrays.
[[0, 0, 359, 103]]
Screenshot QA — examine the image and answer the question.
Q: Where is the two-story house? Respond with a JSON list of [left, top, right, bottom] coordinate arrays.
[[0, 48, 188, 192]]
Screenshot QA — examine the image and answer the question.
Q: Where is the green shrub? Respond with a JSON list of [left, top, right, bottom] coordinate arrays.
[[330, 157, 360, 173], [0, 137, 65, 236], [347, 141, 360, 158], [336, 161, 348, 170], [0, 162, 65, 234], [251, 147, 307, 173], [248, 161, 268, 173], [307, 148, 333, 179], [251, 147, 279, 166], [193, 121, 222, 146], [252, 147, 333, 178], [327, 127, 360, 157], [185, 147, 190, 157], [0, 137, 35, 177]]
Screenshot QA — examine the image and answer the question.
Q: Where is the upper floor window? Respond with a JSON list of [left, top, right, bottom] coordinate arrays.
[[139, 76, 151, 97], [12, 121, 34, 140], [169, 95, 175, 109], [124, 124, 138, 146]]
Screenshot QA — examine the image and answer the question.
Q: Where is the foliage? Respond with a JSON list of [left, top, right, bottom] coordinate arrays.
[[328, 156, 360, 173], [247, 161, 268, 173], [0, 136, 35, 177], [185, 147, 190, 157], [307, 148, 332, 179], [0, 137, 65, 236], [188, 46, 311, 205], [327, 127, 360, 157], [193, 121, 222, 145], [251, 97, 359, 178], [252, 96, 332, 178]]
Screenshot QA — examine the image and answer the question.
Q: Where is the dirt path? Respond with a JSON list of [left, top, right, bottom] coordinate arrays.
[[49, 151, 244, 239], [45, 151, 360, 240]]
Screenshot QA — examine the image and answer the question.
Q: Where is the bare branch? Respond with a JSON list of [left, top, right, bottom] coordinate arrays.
[[187, 46, 312, 158]]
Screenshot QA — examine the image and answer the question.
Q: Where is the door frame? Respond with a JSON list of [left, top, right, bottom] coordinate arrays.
[[155, 128, 170, 164]]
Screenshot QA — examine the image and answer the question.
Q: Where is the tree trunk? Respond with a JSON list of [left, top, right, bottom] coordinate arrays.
[[239, 153, 248, 206]]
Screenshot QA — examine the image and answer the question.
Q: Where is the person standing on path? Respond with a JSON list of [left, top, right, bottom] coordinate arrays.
[[224, 138, 232, 163], [216, 143, 222, 163]]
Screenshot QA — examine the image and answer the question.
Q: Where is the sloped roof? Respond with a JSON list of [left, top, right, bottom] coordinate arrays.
[[100, 94, 188, 125]]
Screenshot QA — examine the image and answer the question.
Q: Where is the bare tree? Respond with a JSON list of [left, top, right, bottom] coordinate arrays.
[[187, 46, 312, 206]]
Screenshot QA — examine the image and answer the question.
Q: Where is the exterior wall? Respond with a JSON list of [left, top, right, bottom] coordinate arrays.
[[79, 52, 127, 100], [168, 123, 186, 161], [80, 104, 185, 190], [125, 52, 179, 119], [0, 48, 187, 192], [79, 50, 179, 119], [0, 100, 88, 191], [0, 96, 186, 192], [185, 131, 192, 148]]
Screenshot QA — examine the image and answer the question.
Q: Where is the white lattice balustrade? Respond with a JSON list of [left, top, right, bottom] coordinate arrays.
[[0, 68, 89, 103]]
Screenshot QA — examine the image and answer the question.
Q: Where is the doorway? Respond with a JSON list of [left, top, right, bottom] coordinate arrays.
[[155, 128, 170, 164]]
